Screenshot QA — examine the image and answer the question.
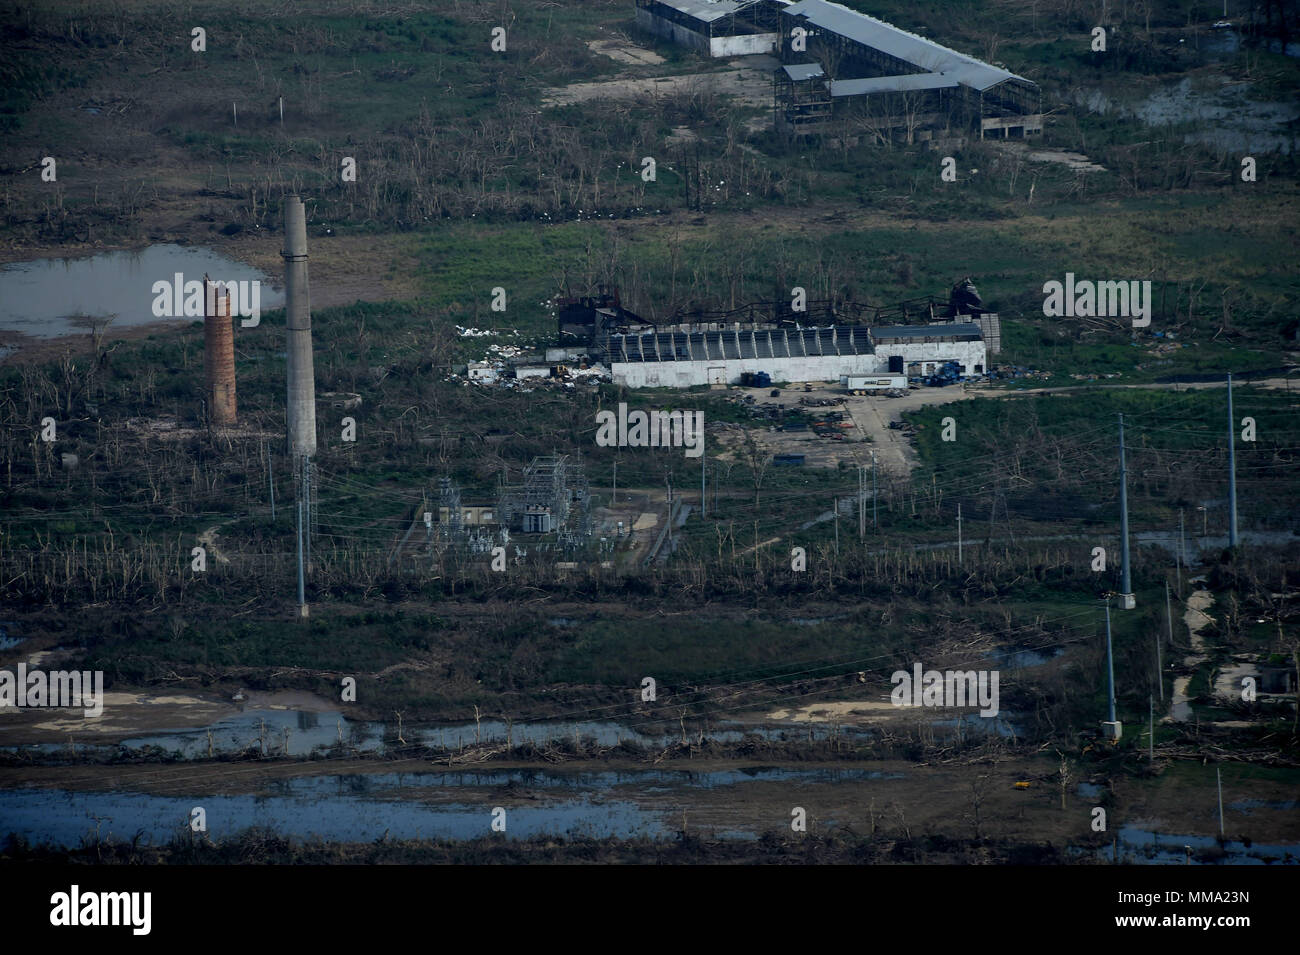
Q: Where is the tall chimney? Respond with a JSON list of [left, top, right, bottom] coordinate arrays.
[[203, 275, 237, 426], [283, 195, 317, 458]]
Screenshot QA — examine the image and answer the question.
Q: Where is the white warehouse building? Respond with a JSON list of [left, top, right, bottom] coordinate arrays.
[[870, 323, 988, 376], [603, 325, 876, 388], [596, 321, 987, 387]]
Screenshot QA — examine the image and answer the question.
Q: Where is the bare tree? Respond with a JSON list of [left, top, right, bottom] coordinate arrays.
[[740, 433, 771, 511], [1056, 750, 1073, 811]]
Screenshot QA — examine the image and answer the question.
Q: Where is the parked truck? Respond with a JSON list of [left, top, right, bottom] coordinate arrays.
[[841, 375, 907, 395]]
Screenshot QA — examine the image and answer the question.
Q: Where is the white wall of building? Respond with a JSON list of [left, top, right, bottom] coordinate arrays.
[[612, 353, 879, 388], [872, 340, 987, 375], [710, 33, 778, 56]]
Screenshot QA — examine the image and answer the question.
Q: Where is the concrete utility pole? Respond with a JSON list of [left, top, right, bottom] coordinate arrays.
[[1175, 512, 1182, 595], [1165, 577, 1174, 643], [833, 497, 839, 554], [1149, 695, 1154, 762], [957, 502, 963, 565], [264, 442, 275, 521], [1103, 599, 1121, 740], [858, 465, 866, 539], [666, 474, 673, 547], [1227, 373, 1238, 548], [1159, 579, 1169, 701], [872, 450, 878, 528], [1179, 508, 1186, 571], [1217, 766, 1225, 836], [1106, 602, 1117, 723], [700, 432, 706, 518], [1118, 414, 1135, 609]]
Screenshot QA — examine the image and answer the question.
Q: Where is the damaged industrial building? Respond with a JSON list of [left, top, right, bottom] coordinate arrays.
[[635, 0, 786, 57], [774, 0, 1042, 141], [637, 0, 1041, 142], [527, 280, 1001, 389]]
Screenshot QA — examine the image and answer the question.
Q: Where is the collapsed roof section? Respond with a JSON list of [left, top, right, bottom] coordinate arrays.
[[782, 0, 1028, 92], [596, 325, 875, 363]]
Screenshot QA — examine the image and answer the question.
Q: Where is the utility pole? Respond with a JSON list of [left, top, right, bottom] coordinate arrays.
[[1149, 694, 1154, 762], [1216, 766, 1225, 836], [612, 458, 617, 510], [871, 450, 878, 528], [1178, 508, 1186, 593], [1160, 579, 1170, 701], [833, 497, 839, 554], [957, 502, 963, 565], [700, 432, 706, 519], [264, 442, 275, 521], [1165, 576, 1174, 645], [1106, 601, 1117, 724], [666, 473, 672, 547], [1175, 523, 1182, 596], [1103, 599, 1121, 740], [1227, 373, 1238, 549], [1118, 414, 1135, 609], [858, 465, 866, 540], [296, 497, 308, 619]]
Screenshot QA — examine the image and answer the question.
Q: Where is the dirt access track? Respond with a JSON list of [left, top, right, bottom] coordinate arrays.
[[544, 52, 779, 110], [718, 382, 986, 476]]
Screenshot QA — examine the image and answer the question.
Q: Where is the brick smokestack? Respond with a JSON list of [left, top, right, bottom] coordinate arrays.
[[203, 275, 237, 426], [283, 195, 317, 458]]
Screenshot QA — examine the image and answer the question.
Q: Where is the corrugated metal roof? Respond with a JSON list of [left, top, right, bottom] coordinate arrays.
[[783, 0, 1029, 92], [782, 62, 826, 81], [604, 325, 875, 362], [650, 0, 748, 24], [871, 323, 983, 341], [829, 73, 958, 96]]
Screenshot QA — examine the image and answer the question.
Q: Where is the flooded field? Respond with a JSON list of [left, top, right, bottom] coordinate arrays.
[[0, 765, 902, 847], [1080, 825, 1299, 865], [1076, 75, 1300, 154], [0, 244, 283, 338]]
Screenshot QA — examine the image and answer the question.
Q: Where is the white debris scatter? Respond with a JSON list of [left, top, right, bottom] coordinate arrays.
[[455, 326, 520, 338]]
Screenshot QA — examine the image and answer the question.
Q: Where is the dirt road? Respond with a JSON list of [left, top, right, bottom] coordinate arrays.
[[543, 56, 779, 109]]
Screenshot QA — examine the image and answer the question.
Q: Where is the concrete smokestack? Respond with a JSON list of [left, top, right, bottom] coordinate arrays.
[[203, 275, 237, 426], [282, 195, 317, 458]]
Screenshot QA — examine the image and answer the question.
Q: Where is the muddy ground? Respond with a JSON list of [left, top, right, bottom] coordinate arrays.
[[717, 381, 984, 474]]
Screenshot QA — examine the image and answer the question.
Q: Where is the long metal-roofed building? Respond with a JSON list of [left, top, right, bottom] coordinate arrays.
[[635, 0, 788, 57], [775, 0, 1041, 140], [596, 324, 876, 387], [593, 319, 989, 386]]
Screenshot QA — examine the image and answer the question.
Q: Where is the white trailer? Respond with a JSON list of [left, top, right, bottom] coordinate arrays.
[[841, 375, 907, 394]]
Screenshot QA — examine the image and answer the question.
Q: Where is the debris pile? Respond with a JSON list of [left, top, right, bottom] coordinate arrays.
[[455, 326, 520, 338]]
